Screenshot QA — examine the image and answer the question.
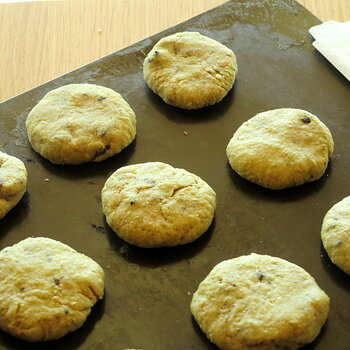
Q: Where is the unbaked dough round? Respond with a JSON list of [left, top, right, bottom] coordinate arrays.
[[143, 31, 237, 109], [101, 162, 216, 248], [0, 151, 27, 219], [321, 195, 350, 274], [226, 108, 334, 190], [26, 83, 136, 165], [0, 237, 104, 342], [191, 253, 330, 350]]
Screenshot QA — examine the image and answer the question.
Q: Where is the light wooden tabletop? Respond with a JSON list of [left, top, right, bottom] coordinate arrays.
[[0, 0, 349, 102]]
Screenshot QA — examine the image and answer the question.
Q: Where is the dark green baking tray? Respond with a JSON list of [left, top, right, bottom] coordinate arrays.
[[0, 0, 350, 349]]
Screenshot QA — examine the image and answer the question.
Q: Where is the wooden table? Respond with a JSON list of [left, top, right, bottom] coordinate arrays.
[[0, 0, 349, 102]]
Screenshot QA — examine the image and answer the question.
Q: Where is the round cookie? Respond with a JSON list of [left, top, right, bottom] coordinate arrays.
[[226, 108, 334, 190], [321, 195, 350, 274], [0, 151, 27, 219], [26, 83, 136, 165], [191, 253, 329, 350], [101, 162, 216, 248], [0, 237, 104, 342], [143, 31, 237, 109]]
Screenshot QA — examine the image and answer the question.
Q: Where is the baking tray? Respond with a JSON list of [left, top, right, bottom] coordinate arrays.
[[1, 0, 350, 349]]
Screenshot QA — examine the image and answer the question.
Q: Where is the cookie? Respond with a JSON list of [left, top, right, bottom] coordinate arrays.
[[0, 151, 27, 219], [26, 83, 136, 165], [0, 237, 104, 342], [226, 108, 334, 190], [191, 253, 329, 350], [101, 162, 216, 248], [143, 31, 237, 109], [321, 195, 350, 274]]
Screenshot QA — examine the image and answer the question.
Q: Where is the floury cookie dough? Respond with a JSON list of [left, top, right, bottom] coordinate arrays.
[[0, 237, 104, 342], [0, 151, 27, 219], [26, 84, 136, 165], [143, 31, 237, 109], [101, 162, 216, 248], [191, 254, 329, 350], [226, 108, 334, 190], [321, 195, 350, 274]]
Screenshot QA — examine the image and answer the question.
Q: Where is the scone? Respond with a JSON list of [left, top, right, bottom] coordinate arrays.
[[0, 237, 104, 342], [26, 83, 136, 165], [226, 108, 334, 190], [321, 195, 350, 274], [0, 151, 27, 219], [101, 162, 216, 248], [143, 31, 237, 109], [191, 253, 329, 350]]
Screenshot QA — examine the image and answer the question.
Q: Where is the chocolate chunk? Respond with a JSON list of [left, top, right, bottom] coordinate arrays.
[[94, 145, 110, 159], [257, 272, 265, 281], [301, 116, 311, 123]]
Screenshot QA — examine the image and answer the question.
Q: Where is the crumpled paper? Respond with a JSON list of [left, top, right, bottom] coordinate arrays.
[[309, 21, 350, 82]]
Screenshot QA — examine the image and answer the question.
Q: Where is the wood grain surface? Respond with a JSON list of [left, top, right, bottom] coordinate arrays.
[[0, 0, 349, 102]]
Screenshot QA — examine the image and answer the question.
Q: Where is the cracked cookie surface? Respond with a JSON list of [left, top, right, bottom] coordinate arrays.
[[143, 31, 237, 109], [26, 83, 136, 165], [226, 108, 334, 190], [0, 151, 27, 219], [0, 237, 104, 342], [101, 162, 216, 247], [321, 195, 350, 274], [191, 254, 329, 350]]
